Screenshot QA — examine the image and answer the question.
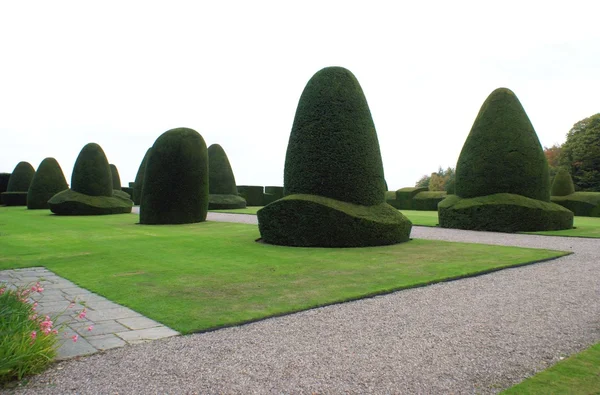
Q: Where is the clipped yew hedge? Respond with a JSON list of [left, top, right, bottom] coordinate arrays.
[[133, 148, 151, 205], [237, 185, 264, 206], [208, 144, 246, 210], [551, 192, 600, 217], [551, 168, 575, 197], [110, 164, 122, 189], [27, 158, 68, 209], [1, 162, 35, 206], [0, 173, 11, 194]]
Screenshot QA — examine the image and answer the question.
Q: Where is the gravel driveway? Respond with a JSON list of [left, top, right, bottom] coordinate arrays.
[[5, 214, 600, 394]]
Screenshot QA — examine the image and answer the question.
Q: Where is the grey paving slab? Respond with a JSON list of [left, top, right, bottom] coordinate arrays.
[[117, 316, 164, 330], [72, 320, 130, 337], [116, 327, 180, 342], [85, 334, 127, 351], [85, 307, 143, 322], [83, 300, 122, 310]]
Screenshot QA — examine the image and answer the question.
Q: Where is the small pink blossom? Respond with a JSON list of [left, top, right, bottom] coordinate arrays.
[[72, 335, 78, 342], [37, 286, 44, 292], [68, 302, 75, 309], [52, 329, 58, 334], [31, 331, 37, 340], [0, 287, 5, 295], [78, 309, 87, 319], [87, 325, 94, 331]]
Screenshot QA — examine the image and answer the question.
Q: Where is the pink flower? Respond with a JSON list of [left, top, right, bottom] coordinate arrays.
[[31, 331, 37, 340], [32, 302, 38, 310], [52, 329, 58, 334], [87, 325, 94, 331], [30, 313, 38, 321], [0, 287, 5, 295], [68, 302, 75, 309], [78, 309, 87, 319], [37, 286, 44, 292], [72, 335, 78, 342]]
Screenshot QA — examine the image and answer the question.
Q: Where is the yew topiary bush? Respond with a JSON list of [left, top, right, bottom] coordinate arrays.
[[551, 168, 575, 196], [0, 173, 10, 194], [133, 148, 151, 205], [140, 128, 209, 225], [208, 144, 246, 210], [1, 162, 35, 206], [258, 66, 411, 247], [110, 164, 122, 190], [27, 158, 68, 209]]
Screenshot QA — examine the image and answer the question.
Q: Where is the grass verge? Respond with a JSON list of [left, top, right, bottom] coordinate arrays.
[[0, 207, 567, 334]]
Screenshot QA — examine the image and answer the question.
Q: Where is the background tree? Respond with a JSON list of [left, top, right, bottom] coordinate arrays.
[[559, 113, 600, 191], [544, 144, 563, 180], [415, 167, 455, 192]]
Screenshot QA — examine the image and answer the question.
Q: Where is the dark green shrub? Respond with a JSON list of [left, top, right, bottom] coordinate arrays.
[[110, 164, 122, 189], [258, 194, 411, 247], [133, 148, 151, 205], [394, 187, 428, 209], [455, 88, 550, 201], [140, 128, 209, 225], [27, 158, 68, 209], [0, 173, 10, 194], [48, 189, 132, 215], [258, 67, 411, 247], [439, 193, 573, 232], [1, 162, 35, 206], [413, 191, 447, 211], [551, 192, 600, 216], [71, 143, 113, 197], [551, 168, 575, 196], [208, 195, 247, 210], [263, 186, 284, 205], [121, 187, 133, 198], [237, 185, 264, 206], [558, 113, 600, 191], [207, 144, 246, 210], [283, 66, 385, 205]]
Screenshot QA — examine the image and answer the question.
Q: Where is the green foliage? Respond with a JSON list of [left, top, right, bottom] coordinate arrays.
[[412, 191, 447, 211], [263, 186, 284, 205], [110, 164, 122, 189], [208, 144, 239, 195], [48, 189, 132, 215], [208, 194, 247, 210], [0, 173, 10, 194], [283, 66, 385, 206], [237, 185, 264, 206], [27, 158, 68, 209], [258, 194, 412, 247], [415, 174, 430, 189], [551, 168, 575, 196], [455, 88, 550, 201], [559, 113, 600, 191], [0, 192, 28, 206], [392, 187, 428, 209], [438, 193, 573, 232], [140, 128, 209, 225], [6, 162, 35, 192], [133, 148, 151, 205], [415, 167, 455, 193], [551, 192, 600, 217], [71, 143, 113, 197]]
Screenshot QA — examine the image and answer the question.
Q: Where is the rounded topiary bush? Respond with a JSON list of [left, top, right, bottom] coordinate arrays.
[[455, 88, 550, 201], [27, 158, 68, 209], [208, 144, 246, 210], [110, 164, 122, 190], [0, 173, 12, 194], [1, 162, 35, 206], [48, 143, 132, 215], [258, 66, 411, 247], [551, 168, 575, 196], [133, 148, 151, 205], [140, 127, 209, 225]]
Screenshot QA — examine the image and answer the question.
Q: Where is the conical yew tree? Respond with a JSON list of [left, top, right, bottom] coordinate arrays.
[[27, 157, 68, 209]]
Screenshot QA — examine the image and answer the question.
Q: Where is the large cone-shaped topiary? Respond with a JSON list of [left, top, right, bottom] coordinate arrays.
[[133, 148, 151, 205], [551, 168, 575, 197], [110, 164, 122, 190], [439, 88, 572, 232], [208, 144, 246, 209], [27, 158, 68, 209], [140, 127, 209, 225], [258, 66, 412, 247], [48, 143, 132, 215], [1, 162, 35, 206]]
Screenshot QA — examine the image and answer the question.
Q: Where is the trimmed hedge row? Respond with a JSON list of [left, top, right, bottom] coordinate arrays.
[[412, 191, 447, 211], [237, 185, 264, 206], [263, 186, 284, 205], [551, 192, 600, 217], [208, 194, 247, 210], [27, 157, 68, 209], [438, 193, 573, 232], [385, 188, 446, 211]]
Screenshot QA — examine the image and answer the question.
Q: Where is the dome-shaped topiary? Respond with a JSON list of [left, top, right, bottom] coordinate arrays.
[[258, 67, 412, 247], [133, 148, 151, 205], [71, 143, 113, 197], [27, 157, 68, 209], [455, 88, 550, 202], [110, 164, 122, 190], [284, 66, 386, 206], [1, 162, 35, 206], [208, 144, 246, 210], [140, 127, 209, 225], [551, 168, 575, 196], [0, 173, 10, 194]]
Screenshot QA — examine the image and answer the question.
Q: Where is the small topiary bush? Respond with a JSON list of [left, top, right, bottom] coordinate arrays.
[[207, 144, 246, 210], [133, 148, 151, 205], [237, 185, 264, 206], [110, 164, 122, 189], [551, 168, 575, 196], [551, 192, 600, 216], [27, 158, 68, 209], [412, 191, 447, 211], [48, 143, 132, 215], [258, 67, 411, 247], [140, 128, 209, 225], [1, 162, 35, 206]]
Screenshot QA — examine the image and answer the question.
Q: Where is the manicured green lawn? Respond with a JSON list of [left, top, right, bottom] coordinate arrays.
[[0, 207, 567, 334], [502, 342, 600, 394]]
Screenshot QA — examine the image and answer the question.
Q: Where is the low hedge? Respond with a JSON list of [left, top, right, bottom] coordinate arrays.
[[263, 186, 284, 205], [48, 189, 133, 215], [551, 192, 600, 217], [208, 194, 247, 210], [0, 173, 10, 194], [393, 187, 428, 209], [237, 185, 264, 206], [438, 193, 573, 232], [412, 191, 447, 211], [121, 187, 133, 198], [1, 192, 28, 206], [257, 194, 412, 247]]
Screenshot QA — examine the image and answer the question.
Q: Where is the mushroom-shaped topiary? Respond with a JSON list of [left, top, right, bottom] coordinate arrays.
[[551, 168, 575, 196], [133, 148, 151, 205], [110, 164, 122, 190], [257, 66, 412, 247], [208, 144, 246, 209], [439, 88, 572, 231], [48, 143, 132, 215], [27, 158, 68, 209], [140, 127, 209, 225], [1, 162, 35, 206]]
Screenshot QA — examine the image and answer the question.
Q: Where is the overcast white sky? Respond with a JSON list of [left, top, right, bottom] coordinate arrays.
[[1, 1, 599, 190]]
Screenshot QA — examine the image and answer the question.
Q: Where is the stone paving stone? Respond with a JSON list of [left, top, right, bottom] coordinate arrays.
[[37, 300, 75, 314], [71, 320, 129, 337], [84, 300, 123, 310], [85, 307, 143, 322], [116, 327, 179, 343], [85, 334, 127, 351], [117, 316, 163, 330], [55, 328, 97, 360]]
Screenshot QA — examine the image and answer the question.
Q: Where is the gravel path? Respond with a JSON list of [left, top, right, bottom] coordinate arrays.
[[5, 215, 600, 394]]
